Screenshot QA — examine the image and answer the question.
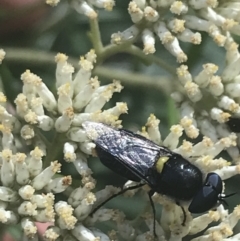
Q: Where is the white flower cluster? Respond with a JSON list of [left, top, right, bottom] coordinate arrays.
[[82, 114, 240, 241], [109, 0, 240, 61], [0, 148, 74, 239], [0, 49, 129, 240], [171, 33, 240, 163]]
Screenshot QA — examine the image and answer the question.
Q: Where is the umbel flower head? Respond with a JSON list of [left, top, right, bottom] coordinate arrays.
[[0, 48, 240, 240], [171, 32, 240, 163], [0, 49, 126, 240], [105, 0, 240, 61]]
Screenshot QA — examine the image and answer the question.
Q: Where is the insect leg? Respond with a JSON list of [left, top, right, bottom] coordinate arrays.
[[219, 192, 235, 207], [180, 206, 186, 226], [90, 183, 146, 216], [176, 201, 186, 226], [148, 190, 156, 238]]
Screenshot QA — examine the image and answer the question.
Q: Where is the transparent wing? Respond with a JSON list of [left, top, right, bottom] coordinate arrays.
[[83, 122, 171, 182]]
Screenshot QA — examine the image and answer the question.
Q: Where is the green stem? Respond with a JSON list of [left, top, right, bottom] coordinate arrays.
[[99, 44, 176, 74], [87, 17, 152, 66], [87, 17, 175, 74], [3, 47, 60, 67], [88, 18, 104, 54], [99, 43, 152, 65]]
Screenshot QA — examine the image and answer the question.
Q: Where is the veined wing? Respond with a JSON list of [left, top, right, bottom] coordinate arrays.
[[82, 122, 172, 182]]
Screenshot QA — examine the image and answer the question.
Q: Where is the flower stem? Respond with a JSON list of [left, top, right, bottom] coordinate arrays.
[[88, 18, 104, 54], [87, 18, 176, 74], [99, 44, 176, 74]]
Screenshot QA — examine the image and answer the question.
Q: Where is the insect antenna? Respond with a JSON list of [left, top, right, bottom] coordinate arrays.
[[90, 183, 146, 216], [219, 192, 236, 206]]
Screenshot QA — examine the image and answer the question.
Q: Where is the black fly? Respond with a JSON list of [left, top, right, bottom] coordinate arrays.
[[82, 122, 232, 237]]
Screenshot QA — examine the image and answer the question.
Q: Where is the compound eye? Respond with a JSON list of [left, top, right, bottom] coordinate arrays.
[[205, 173, 223, 194], [188, 185, 219, 213]]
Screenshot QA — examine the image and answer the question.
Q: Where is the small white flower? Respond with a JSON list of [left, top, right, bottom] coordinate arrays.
[[21, 218, 37, 238], [45, 176, 72, 193], [55, 201, 77, 230], [32, 161, 61, 190], [72, 223, 97, 241]]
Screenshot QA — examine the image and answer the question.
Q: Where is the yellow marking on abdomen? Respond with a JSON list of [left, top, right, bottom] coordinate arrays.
[[156, 156, 169, 173]]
